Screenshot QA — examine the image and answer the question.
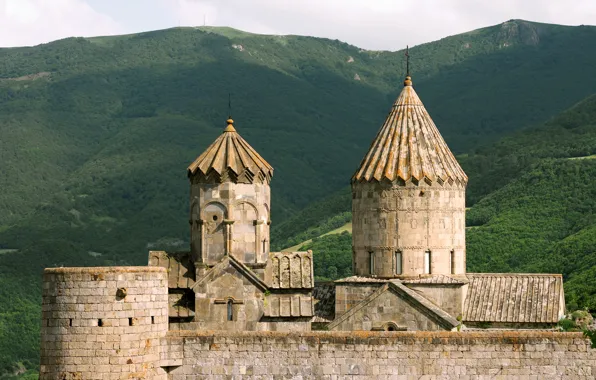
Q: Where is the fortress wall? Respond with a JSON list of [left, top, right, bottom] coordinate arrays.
[[163, 330, 595, 379], [40, 267, 168, 380]]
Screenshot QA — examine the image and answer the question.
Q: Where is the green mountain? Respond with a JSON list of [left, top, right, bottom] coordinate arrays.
[[1, 19, 596, 374]]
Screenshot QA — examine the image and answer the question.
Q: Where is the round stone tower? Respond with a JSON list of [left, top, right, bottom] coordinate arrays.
[[188, 118, 273, 273], [39, 267, 168, 379], [351, 75, 468, 278]]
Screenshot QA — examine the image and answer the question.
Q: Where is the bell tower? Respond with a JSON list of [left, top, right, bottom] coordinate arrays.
[[351, 74, 468, 278], [187, 118, 273, 273]]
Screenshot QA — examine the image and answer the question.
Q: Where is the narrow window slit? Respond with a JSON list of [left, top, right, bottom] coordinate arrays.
[[395, 250, 403, 275], [151, 316, 155, 324], [128, 317, 133, 326], [69, 318, 72, 327], [424, 250, 431, 274], [227, 299, 233, 321], [98, 319, 104, 327]]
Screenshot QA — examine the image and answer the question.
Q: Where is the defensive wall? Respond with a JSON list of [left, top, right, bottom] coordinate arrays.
[[160, 330, 596, 379], [39, 266, 596, 379]]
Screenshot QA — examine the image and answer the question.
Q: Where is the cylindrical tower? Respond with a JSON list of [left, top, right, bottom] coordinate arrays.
[[351, 75, 468, 278], [187, 118, 273, 272], [39, 267, 168, 380]]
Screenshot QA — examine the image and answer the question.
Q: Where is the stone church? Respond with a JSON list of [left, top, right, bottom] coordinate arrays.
[[144, 73, 565, 332], [149, 117, 314, 332]]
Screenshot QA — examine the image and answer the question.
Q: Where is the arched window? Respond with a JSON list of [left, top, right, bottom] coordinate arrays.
[[369, 251, 375, 275], [227, 299, 233, 321], [395, 251, 403, 275], [424, 250, 431, 274], [450, 250, 455, 274]]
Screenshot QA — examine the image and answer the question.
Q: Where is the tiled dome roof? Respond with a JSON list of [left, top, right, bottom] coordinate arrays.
[[188, 119, 273, 184], [352, 76, 467, 186]]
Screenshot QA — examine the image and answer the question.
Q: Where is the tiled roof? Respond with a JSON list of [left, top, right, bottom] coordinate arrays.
[[187, 118, 273, 184], [268, 251, 314, 289], [464, 273, 565, 324], [401, 274, 468, 285], [352, 76, 467, 186], [312, 282, 336, 323]]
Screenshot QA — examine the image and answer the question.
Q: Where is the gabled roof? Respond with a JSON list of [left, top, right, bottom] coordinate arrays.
[[188, 118, 273, 184], [464, 273, 565, 324], [192, 254, 269, 293], [328, 280, 459, 331], [352, 76, 467, 186]]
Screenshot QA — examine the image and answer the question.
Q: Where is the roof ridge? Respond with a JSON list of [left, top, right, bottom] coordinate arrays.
[[227, 254, 269, 291], [388, 281, 459, 330], [327, 284, 389, 329], [191, 254, 268, 292]]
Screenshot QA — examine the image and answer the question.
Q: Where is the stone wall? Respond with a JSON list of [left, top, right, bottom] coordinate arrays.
[[162, 330, 595, 379], [40, 267, 168, 380], [335, 282, 383, 316], [352, 181, 466, 277]]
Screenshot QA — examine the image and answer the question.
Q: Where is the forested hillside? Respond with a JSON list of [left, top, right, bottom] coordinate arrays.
[[1, 19, 596, 375]]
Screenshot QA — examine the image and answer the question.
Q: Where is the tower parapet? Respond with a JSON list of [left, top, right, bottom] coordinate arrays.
[[351, 76, 468, 278], [39, 267, 168, 379]]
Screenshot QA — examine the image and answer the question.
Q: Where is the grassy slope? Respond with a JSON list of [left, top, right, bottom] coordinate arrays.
[[283, 222, 352, 252], [1, 20, 596, 373]]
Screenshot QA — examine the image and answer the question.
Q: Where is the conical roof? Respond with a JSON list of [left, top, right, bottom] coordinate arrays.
[[352, 76, 467, 186], [188, 119, 273, 184]]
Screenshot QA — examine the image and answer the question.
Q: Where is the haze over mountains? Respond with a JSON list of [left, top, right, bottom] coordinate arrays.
[[1, 19, 596, 376]]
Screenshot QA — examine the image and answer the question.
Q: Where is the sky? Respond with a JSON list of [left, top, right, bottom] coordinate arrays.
[[1, 0, 595, 50]]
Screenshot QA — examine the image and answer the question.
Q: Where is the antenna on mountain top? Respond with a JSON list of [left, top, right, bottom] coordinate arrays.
[[204, 14, 206, 27], [405, 45, 410, 77]]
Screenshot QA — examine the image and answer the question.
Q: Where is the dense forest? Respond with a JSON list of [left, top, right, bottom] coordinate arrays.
[[1, 19, 596, 376]]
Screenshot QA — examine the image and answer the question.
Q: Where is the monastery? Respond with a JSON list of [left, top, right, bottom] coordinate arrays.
[[39, 73, 567, 378]]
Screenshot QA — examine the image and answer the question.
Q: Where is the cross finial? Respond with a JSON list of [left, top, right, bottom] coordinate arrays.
[[228, 92, 232, 119], [225, 93, 236, 132], [404, 46, 412, 87], [406, 45, 410, 77]]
